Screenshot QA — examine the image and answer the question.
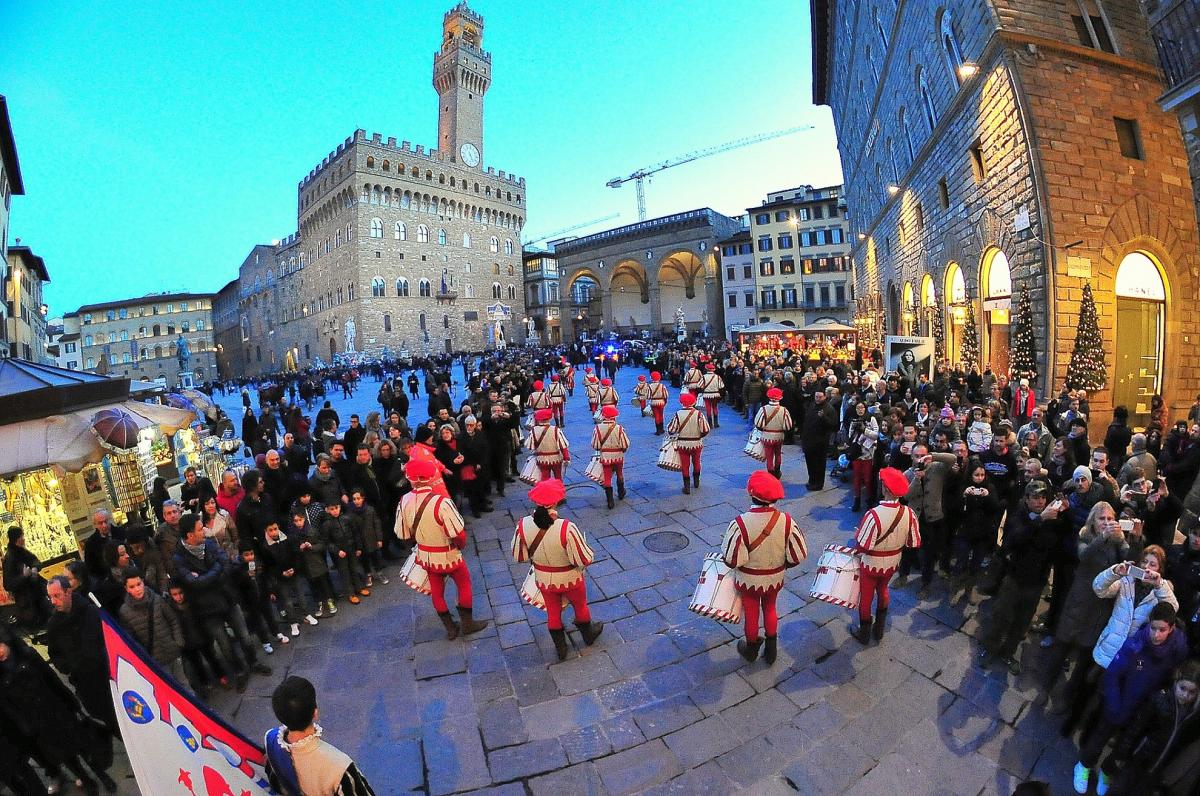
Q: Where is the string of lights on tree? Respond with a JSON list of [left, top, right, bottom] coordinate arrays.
[[1066, 283, 1107, 390], [959, 291, 980, 372], [1009, 283, 1039, 383]]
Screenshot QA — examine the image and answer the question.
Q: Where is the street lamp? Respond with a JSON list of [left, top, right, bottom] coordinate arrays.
[[958, 62, 979, 80]]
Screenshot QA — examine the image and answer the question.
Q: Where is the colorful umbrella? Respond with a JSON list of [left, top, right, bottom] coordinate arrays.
[[165, 393, 200, 414], [91, 407, 144, 451]]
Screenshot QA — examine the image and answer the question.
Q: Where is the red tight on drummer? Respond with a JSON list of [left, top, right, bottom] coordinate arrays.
[[540, 580, 591, 630], [858, 569, 891, 623], [600, 462, 624, 487], [428, 565, 473, 613], [677, 449, 702, 479], [762, 441, 782, 473], [739, 588, 780, 642]]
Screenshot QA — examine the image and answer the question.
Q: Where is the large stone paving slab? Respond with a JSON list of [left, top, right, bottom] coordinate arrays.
[[88, 371, 1073, 794]]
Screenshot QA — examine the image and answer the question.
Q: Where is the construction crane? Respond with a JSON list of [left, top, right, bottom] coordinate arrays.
[[523, 213, 621, 248], [607, 125, 814, 220]]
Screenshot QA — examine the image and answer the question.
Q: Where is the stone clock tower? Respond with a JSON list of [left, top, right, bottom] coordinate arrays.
[[433, 2, 490, 169]]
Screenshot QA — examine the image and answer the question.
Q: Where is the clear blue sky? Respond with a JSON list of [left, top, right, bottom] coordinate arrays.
[[3, 0, 843, 315]]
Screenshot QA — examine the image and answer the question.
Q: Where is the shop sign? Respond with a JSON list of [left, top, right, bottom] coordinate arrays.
[[1067, 256, 1092, 278]]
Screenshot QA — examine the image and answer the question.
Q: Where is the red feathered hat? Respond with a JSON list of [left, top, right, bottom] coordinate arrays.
[[767, 387, 783, 400], [879, 467, 909, 496], [747, 470, 784, 502], [601, 378, 612, 386], [404, 458, 438, 482], [601, 405, 619, 419], [533, 380, 544, 390], [651, 371, 662, 381], [529, 478, 566, 507], [679, 392, 697, 407], [534, 408, 554, 423]]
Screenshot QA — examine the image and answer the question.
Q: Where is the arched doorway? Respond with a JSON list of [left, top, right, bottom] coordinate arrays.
[[1114, 251, 1167, 428], [944, 263, 966, 367], [901, 282, 915, 335], [567, 271, 601, 336], [610, 260, 651, 332], [657, 251, 707, 329], [329, 337, 337, 361], [981, 248, 1012, 374], [920, 274, 936, 337]]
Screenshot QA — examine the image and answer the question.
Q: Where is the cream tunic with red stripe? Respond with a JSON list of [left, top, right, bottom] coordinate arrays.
[[667, 407, 710, 451], [633, 381, 649, 406], [395, 486, 466, 573], [720, 506, 808, 592], [683, 367, 703, 391], [528, 390, 551, 410], [591, 420, 630, 465], [562, 366, 575, 389], [529, 423, 569, 465], [647, 382, 669, 407], [547, 382, 567, 405], [511, 516, 595, 591], [700, 372, 725, 399], [853, 500, 920, 575], [754, 402, 794, 443], [584, 377, 601, 403], [598, 385, 619, 407]]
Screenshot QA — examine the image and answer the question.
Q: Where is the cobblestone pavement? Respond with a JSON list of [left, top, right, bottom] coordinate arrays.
[[106, 366, 1075, 795]]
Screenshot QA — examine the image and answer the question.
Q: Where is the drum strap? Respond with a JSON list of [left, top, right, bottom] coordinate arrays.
[[525, 519, 555, 559], [736, 511, 781, 552], [763, 407, 781, 428], [410, 494, 437, 538], [532, 427, 548, 450], [873, 508, 906, 547], [598, 424, 617, 448]]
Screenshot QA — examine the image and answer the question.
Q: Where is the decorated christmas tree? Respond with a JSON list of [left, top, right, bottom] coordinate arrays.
[[1067, 283, 1107, 390], [959, 298, 980, 372], [931, 309, 945, 363], [1009, 284, 1039, 382]]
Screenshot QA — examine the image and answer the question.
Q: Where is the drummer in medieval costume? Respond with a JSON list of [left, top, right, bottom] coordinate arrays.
[[700, 362, 725, 428], [395, 458, 489, 640], [511, 478, 603, 661], [583, 368, 601, 413], [547, 374, 568, 426], [667, 391, 711, 494], [529, 408, 570, 481], [560, 357, 575, 396], [721, 471, 808, 664], [647, 371, 670, 435], [632, 374, 650, 416], [591, 405, 630, 509], [527, 379, 552, 417], [597, 378, 619, 413], [754, 387, 794, 479], [682, 359, 704, 396], [851, 467, 920, 644]]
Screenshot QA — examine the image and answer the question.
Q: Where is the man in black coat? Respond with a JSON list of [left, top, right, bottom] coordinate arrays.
[[315, 401, 339, 435], [800, 389, 838, 490], [45, 575, 119, 741], [260, 449, 293, 518], [83, 508, 126, 581]]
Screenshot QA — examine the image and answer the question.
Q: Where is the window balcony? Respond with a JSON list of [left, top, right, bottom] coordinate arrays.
[[1150, 0, 1200, 99]]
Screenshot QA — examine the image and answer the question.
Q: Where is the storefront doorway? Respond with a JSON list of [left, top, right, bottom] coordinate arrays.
[[1113, 252, 1166, 429], [981, 249, 1012, 376], [944, 263, 966, 367]]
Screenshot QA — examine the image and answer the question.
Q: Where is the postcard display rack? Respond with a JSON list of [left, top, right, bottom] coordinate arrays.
[[103, 451, 148, 513]]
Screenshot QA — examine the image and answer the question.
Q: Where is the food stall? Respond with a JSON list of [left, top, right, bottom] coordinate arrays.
[[0, 359, 195, 606], [736, 320, 858, 361]]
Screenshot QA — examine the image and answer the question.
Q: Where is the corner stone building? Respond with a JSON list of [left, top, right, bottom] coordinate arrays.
[[219, 3, 526, 378], [812, 0, 1200, 428]]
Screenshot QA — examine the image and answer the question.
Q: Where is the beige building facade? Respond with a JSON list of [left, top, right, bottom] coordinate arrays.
[[5, 245, 50, 363]]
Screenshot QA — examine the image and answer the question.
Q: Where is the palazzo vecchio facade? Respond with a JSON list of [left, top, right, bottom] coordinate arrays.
[[218, 3, 527, 377]]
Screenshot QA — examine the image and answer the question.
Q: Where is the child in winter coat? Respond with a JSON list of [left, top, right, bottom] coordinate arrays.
[[260, 520, 318, 635], [229, 542, 289, 655], [350, 489, 388, 587], [1105, 659, 1200, 795], [1074, 603, 1190, 795], [318, 503, 369, 605], [289, 509, 336, 617]]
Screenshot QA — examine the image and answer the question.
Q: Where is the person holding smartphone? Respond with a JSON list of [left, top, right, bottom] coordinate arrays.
[[1091, 545, 1179, 672]]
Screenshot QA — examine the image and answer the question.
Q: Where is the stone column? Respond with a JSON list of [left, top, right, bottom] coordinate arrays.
[[705, 275, 722, 339], [649, 283, 662, 336]]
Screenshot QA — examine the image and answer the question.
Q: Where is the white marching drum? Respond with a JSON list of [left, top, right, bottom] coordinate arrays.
[[809, 544, 861, 609], [400, 551, 432, 596], [656, 437, 681, 472], [743, 431, 766, 462], [520, 567, 568, 611], [519, 456, 540, 485], [584, 455, 605, 485], [688, 553, 742, 624]]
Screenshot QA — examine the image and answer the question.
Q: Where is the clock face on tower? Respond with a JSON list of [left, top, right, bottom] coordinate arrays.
[[459, 142, 480, 167]]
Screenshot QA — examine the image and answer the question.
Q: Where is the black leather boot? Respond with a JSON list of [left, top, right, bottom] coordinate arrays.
[[737, 638, 762, 662], [549, 628, 570, 661], [655, 423, 664, 435], [438, 611, 460, 640], [576, 620, 604, 645], [763, 636, 778, 665], [604, 486, 615, 509], [873, 608, 887, 641], [682, 475, 690, 494], [457, 605, 489, 636], [852, 496, 861, 512], [852, 618, 873, 645], [693, 471, 700, 489], [616, 479, 626, 500]]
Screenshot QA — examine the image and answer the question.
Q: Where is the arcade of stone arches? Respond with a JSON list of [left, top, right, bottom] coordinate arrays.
[[562, 248, 719, 337], [856, 247, 1169, 426]]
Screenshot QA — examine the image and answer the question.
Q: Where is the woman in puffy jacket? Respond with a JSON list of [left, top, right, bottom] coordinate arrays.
[[1092, 543, 1178, 669]]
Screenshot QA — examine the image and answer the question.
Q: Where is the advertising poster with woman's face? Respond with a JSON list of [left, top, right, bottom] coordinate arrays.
[[885, 336, 935, 385]]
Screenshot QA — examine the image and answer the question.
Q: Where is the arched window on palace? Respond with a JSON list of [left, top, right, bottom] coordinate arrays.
[[370, 218, 383, 238], [372, 277, 385, 297]]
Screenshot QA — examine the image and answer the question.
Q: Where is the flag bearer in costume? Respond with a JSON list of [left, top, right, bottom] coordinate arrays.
[[648, 371, 669, 435], [851, 467, 920, 644], [700, 362, 725, 428], [266, 676, 376, 796], [527, 379, 551, 416], [668, 391, 711, 494], [530, 408, 570, 481], [598, 377, 619, 412], [560, 357, 575, 396], [547, 374, 568, 426], [754, 387, 794, 479], [591, 405, 630, 509], [584, 368, 601, 413], [721, 471, 808, 664], [395, 458, 488, 640], [511, 479, 603, 661], [633, 374, 650, 416]]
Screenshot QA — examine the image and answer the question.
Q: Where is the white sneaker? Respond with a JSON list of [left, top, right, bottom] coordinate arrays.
[[277, 633, 290, 645], [1073, 762, 1090, 794], [263, 642, 275, 655], [290, 623, 301, 636], [304, 614, 318, 626]]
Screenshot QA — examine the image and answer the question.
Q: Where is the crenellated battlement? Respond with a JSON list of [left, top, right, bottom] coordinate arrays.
[[445, 1, 482, 25]]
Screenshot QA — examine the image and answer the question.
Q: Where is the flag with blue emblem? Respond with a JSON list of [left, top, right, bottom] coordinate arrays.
[[100, 611, 272, 794]]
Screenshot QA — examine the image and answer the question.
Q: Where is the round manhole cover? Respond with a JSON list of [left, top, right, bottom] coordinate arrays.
[[643, 530, 690, 553]]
